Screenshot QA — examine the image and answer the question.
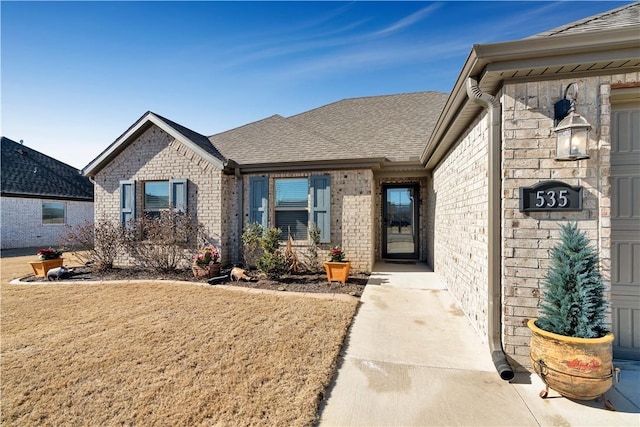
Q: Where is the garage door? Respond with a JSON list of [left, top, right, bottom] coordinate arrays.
[[611, 91, 640, 361]]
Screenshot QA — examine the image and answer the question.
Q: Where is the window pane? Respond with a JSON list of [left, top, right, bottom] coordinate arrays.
[[42, 202, 65, 224], [144, 181, 170, 210], [276, 211, 308, 240], [275, 179, 308, 208]]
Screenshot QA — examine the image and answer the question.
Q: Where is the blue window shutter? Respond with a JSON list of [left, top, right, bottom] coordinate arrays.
[[170, 179, 188, 213], [310, 175, 330, 243], [249, 176, 268, 229], [120, 180, 136, 226]]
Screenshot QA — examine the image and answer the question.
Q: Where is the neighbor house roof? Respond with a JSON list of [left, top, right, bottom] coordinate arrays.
[[210, 91, 448, 171], [83, 111, 229, 177], [1, 136, 93, 201], [421, 2, 640, 169]]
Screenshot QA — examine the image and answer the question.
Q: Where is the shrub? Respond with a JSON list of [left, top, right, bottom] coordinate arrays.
[[305, 222, 322, 273], [123, 210, 202, 272], [64, 220, 125, 270], [255, 227, 286, 278], [241, 222, 264, 268], [536, 222, 608, 338]]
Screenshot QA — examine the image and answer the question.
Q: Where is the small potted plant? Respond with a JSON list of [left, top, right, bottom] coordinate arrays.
[[192, 245, 221, 279], [324, 245, 351, 285], [30, 247, 64, 277], [527, 222, 615, 407]]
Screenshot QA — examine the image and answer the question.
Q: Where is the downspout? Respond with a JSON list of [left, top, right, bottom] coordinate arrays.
[[466, 77, 515, 381]]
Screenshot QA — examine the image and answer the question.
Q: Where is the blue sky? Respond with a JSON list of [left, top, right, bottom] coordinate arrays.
[[1, 1, 631, 169]]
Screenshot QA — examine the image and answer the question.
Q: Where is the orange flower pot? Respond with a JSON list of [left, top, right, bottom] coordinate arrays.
[[192, 263, 221, 279], [30, 258, 64, 278], [324, 261, 351, 285]]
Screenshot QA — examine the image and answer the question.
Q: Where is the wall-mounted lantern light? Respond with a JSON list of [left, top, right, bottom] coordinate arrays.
[[553, 83, 592, 161]]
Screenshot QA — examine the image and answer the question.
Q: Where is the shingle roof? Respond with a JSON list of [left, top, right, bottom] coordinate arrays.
[[151, 112, 227, 163], [2, 137, 94, 200], [533, 2, 639, 37], [209, 114, 363, 165], [209, 91, 449, 164]]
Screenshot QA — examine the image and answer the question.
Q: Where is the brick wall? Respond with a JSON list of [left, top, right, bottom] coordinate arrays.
[[241, 169, 374, 272], [501, 73, 638, 369], [93, 125, 230, 266], [1, 197, 93, 249], [428, 73, 638, 371], [429, 115, 490, 338]]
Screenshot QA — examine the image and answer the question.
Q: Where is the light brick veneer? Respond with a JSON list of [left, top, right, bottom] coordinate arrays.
[[428, 72, 638, 371], [501, 74, 637, 368], [429, 115, 490, 338], [1, 197, 93, 249], [93, 125, 233, 266], [242, 170, 374, 272]]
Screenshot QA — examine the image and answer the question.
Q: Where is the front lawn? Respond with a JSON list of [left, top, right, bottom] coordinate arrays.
[[1, 255, 358, 426]]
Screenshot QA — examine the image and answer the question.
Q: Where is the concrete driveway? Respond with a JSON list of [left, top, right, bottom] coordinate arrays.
[[317, 261, 640, 426]]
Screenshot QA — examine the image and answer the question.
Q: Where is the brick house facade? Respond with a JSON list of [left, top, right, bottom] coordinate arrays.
[[423, 4, 639, 368], [84, 4, 639, 371], [1, 137, 94, 249], [85, 94, 447, 273]]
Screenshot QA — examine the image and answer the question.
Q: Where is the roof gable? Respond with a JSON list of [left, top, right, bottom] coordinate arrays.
[[1, 137, 93, 201], [83, 111, 228, 177]]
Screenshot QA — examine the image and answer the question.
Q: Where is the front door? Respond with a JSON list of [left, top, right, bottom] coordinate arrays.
[[383, 185, 418, 259], [611, 98, 640, 361]]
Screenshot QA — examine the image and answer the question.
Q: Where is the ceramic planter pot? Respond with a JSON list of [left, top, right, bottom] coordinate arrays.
[[528, 318, 614, 400], [30, 258, 64, 278], [324, 261, 351, 284], [192, 263, 221, 279]]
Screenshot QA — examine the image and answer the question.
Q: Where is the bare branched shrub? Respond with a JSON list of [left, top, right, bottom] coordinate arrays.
[[123, 210, 202, 272], [64, 220, 125, 270]]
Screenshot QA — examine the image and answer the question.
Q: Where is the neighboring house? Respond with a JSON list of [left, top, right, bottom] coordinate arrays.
[[83, 92, 448, 271], [83, 2, 639, 372], [421, 3, 639, 367], [1, 137, 94, 249]]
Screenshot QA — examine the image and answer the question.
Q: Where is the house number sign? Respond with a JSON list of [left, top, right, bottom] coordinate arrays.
[[519, 180, 582, 212]]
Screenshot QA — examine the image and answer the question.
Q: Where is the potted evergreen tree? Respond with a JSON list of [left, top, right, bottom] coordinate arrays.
[[528, 222, 615, 407]]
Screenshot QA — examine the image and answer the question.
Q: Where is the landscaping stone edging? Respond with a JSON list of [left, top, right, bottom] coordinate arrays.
[[8, 277, 359, 303]]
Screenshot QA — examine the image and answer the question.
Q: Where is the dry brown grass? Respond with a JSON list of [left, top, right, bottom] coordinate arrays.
[[1, 254, 358, 426]]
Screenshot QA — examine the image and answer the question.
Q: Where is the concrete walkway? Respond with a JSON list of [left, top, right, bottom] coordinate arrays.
[[317, 261, 640, 426]]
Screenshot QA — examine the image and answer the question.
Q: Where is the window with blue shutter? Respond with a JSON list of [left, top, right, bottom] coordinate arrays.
[[310, 175, 331, 243], [249, 176, 268, 229], [170, 179, 188, 213], [120, 180, 136, 226], [275, 178, 308, 240]]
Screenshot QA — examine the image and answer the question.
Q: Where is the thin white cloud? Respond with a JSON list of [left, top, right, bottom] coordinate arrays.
[[373, 3, 442, 37]]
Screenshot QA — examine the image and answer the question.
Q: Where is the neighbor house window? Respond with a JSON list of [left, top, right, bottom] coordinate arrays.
[[275, 178, 309, 240], [249, 175, 330, 243], [42, 202, 65, 225], [119, 179, 187, 226]]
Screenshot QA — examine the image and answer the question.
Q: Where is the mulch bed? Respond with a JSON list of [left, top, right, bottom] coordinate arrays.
[[20, 265, 369, 297]]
